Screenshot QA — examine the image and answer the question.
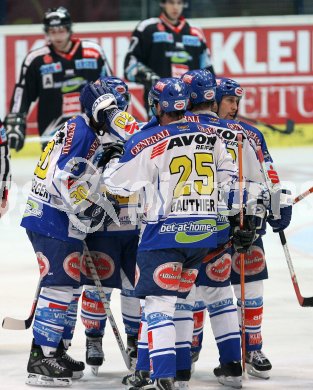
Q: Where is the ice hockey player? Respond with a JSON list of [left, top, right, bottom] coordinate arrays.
[[124, 0, 214, 117], [102, 77, 257, 390], [184, 72, 292, 384], [214, 77, 292, 379], [5, 6, 111, 151], [0, 119, 10, 218], [20, 80, 123, 387], [79, 76, 141, 375]]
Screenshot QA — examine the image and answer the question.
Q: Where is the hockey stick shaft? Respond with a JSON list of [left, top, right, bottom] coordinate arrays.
[[238, 115, 294, 135], [237, 132, 246, 371], [252, 141, 313, 307], [83, 243, 131, 369], [293, 186, 313, 205], [278, 231, 313, 307], [202, 241, 232, 263], [2, 278, 41, 330]]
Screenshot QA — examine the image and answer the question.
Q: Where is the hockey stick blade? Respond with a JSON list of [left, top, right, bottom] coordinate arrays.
[[302, 297, 313, 307], [2, 315, 34, 330], [2, 279, 40, 330]]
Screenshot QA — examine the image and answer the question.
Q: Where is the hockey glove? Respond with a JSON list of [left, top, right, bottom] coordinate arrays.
[[100, 141, 124, 168], [4, 113, 26, 152], [267, 189, 292, 232], [229, 213, 257, 253], [77, 193, 120, 229], [135, 66, 160, 89]]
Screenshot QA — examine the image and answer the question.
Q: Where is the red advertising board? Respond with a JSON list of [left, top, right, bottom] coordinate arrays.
[[4, 21, 313, 135]]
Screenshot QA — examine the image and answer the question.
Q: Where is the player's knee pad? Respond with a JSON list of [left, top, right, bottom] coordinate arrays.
[[144, 295, 177, 321], [233, 280, 263, 301], [199, 285, 234, 307]]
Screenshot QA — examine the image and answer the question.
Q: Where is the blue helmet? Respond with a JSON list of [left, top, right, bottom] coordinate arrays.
[[100, 76, 130, 111], [148, 78, 189, 114], [215, 78, 244, 104], [181, 69, 216, 105], [80, 79, 115, 123]]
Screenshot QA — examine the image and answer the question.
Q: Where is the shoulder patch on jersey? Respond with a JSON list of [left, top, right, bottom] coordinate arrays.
[[24, 46, 50, 67], [81, 40, 103, 52], [189, 26, 206, 42], [137, 17, 160, 32]]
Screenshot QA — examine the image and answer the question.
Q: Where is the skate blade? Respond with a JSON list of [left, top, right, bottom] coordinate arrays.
[[26, 373, 72, 387], [72, 370, 84, 380], [246, 364, 270, 379], [217, 375, 242, 389], [91, 366, 99, 376]]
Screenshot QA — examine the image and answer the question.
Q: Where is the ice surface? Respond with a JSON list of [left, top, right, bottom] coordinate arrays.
[[1, 147, 313, 389]]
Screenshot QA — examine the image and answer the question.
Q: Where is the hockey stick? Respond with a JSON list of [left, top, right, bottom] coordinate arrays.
[[2, 278, 41, 330], [238, 115, 295, 135], [83, 243, 131, 369], [252, 141, 313, 307], [278, 231, 313, 307], [293, 186, 313, 204], [237, 132, 246, 371], [202, 240, 232, 263]]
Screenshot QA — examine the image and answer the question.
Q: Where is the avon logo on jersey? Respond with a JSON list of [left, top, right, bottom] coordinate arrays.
[[167, 133, 216, 150], [40, 61, 62, 75], [75, 58, 97, 69], [182, 35, 201, 47], [153, 31, 174, 43]]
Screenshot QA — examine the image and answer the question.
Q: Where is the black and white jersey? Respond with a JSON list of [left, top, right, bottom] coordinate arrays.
[[9, 38, 111, 136], [124, 13, 214, 82]]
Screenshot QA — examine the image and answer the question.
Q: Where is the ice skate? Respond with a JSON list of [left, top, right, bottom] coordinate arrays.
[[155, 378, 175, 390], [56, 343, 85, 380], [122, 369, 154, 389], [246, 350, 272, 379], [86, 335, 104, 376], [213, 361, 242, 389], [26, 341, 72, 387]]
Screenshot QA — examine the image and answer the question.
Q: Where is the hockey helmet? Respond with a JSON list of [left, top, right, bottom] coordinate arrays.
[[181, 69, 216, 105], [43, 7, 72, 32], [215, 78, 244, 104], [80, 80, 116, 123], [148, 77, 189, 114], [100, 77, 130, 111]]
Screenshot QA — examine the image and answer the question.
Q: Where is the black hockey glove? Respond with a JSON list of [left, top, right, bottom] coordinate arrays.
[[4, 113, 26, 152], [78, 194, 120, 229], [135, 68, 160, 90], [229, 213, 257, 253], [267, 189, 292, 232], [100, 141, 124, 168]]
